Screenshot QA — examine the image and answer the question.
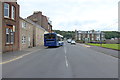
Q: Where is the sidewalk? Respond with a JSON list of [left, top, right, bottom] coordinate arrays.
[[83, 44, 119, 58], [2, 46, 45, 63]]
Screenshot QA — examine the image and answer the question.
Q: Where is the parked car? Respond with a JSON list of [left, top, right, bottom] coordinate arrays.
[[67, 39, 72, 43], [71, 40, 76, 45]]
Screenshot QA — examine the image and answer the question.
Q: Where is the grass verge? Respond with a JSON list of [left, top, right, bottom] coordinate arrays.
[[86, 43, 120, 50]]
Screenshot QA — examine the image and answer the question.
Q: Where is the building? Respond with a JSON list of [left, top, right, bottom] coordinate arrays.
[[26, 19, 46, 47], [19, 17, 34, 50], [0, 1, 2, 53], [27, 11, 42, 26], [1, 2, 20, 53], [41, 15, 50, 32], [19, 17, 46, 50], [48, 18, 52, 33], [27, 11, 52, 32], [75, 30, 105, 42]]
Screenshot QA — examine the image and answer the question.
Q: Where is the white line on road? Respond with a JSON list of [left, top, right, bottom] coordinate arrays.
[[64, 42, 69, 68], [64, 47, 67, 55], [65, 56, 68, 67]]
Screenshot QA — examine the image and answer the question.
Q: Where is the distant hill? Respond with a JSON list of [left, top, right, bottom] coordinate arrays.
[[53, 30, 75, 39], [53, 30, 120, 39]]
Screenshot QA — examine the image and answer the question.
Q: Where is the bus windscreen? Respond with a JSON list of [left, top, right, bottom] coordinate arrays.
[[44, 34, 56, 39]]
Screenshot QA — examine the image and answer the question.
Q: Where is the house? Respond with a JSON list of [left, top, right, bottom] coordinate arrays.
[[0, 1, 2, 53], [75, 30, 105, 42], [48, 18, 52, 33], [0, 1, 20, 53], [41, 15, 50, 32], [27, 11, 52, 32], [25, 19, 46, 47], [19, 17, 46, 50], [19, 17, 34, 50]]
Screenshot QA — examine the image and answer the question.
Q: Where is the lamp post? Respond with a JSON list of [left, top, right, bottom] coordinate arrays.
[[100, 31, 102, 47]]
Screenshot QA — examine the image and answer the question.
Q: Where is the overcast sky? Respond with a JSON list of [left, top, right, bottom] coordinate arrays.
[[18, 0, 119, 31]]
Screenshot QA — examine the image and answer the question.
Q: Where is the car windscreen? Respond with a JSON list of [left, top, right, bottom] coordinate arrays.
[[44, 34, 56, 39]]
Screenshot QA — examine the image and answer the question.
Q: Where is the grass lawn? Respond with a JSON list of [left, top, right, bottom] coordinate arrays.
[[86, 43, 120, 50]]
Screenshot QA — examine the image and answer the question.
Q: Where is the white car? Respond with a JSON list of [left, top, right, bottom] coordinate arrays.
[[71, 40, 76, 45], [67, 39, 72, 43]]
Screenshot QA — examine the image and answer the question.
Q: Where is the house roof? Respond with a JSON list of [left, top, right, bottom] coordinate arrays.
[[25, 18, 46, 32]]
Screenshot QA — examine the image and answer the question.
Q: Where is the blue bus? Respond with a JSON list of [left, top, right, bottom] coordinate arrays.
[[44, 33, 64, 47]]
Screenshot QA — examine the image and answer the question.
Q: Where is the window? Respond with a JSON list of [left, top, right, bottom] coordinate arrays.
[[44, 34, 55, 39], [22, 22, 27, 28], [10, 29, 14, 44], [6, 28, 10, 44], [11, 6, 15, 20], [4, 3, 9, 18], [22, 36, 26, 44], [6, 28, 14, 44]]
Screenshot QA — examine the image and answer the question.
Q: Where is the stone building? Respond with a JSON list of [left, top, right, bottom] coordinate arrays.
[[27, 11, 52, 32], [75, 30, 105, 42], [0, 2, 20, 53], [41, 15, 49, 31], [26, 19, 46, 47], [19, 17, 46, 50], [19, 17, 34, 50]]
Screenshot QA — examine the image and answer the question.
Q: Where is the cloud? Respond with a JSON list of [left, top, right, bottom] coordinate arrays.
[[18, 0, 119, 31]]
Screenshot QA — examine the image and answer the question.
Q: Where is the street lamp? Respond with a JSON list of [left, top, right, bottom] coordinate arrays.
[[100, 31, 102, 46]]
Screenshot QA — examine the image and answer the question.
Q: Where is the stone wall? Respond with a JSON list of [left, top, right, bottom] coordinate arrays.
[[19, 18, 34, 50], [35, 26, 45, 46]]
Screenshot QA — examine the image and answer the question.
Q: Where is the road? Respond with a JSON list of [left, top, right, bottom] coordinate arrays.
[[2, 42, 118, 78]]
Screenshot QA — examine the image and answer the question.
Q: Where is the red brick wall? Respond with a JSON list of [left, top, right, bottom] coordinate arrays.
[[2, 2, 20, 52]]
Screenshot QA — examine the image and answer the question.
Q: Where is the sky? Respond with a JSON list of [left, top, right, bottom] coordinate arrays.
[[18, 0, 119, 31]]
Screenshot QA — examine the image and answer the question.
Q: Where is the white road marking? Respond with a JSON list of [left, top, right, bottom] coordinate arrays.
[[65, 55, 69, 67], [64, 47, 67, 55], [64, 42, 69, 68]]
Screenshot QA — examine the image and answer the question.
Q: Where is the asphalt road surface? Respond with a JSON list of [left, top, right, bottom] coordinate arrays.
[[2, 42, 118, 78]]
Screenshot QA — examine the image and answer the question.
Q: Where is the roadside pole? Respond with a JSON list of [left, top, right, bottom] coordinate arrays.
[[100, 32, 102, 47]]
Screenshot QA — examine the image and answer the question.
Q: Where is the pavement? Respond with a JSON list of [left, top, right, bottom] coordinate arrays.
[[1, 42, 118, 78], [79, 44, 119, 58], [2, 46, 45, 63]]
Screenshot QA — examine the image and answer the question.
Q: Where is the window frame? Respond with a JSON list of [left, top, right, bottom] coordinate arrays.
[[22, 36, 26, 44], [11, 5, 15, 20], [5, 26, 15, 45], [22, 22, 27, 28], [4, 3, 10, 18], [6, 28, 10, 44]]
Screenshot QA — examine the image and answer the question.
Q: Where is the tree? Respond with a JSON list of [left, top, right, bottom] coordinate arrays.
[[103, 31, 120, 39], [53, 30, 75, 39]]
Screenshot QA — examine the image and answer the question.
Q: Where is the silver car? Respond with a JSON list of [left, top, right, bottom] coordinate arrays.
[[71, 40, 76, 45]]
